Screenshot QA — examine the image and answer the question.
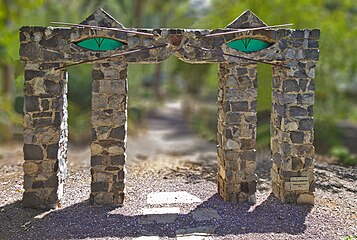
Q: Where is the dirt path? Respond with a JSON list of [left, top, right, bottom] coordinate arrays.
[[63, 101, 217, 171], [0, 101, 356, 239]]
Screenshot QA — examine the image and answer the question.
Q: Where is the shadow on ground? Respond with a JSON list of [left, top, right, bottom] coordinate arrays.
[[0, 193, 312, 239]]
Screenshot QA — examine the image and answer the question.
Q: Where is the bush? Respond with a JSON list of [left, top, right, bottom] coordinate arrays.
[[330, 146, 357, 166]]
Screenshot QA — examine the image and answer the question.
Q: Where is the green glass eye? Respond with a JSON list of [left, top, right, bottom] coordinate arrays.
[[75, 37, 125, 51], [227, 38, 272, 53]]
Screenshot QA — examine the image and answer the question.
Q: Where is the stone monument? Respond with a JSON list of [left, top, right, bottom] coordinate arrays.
[[20, 9, 320, 209]]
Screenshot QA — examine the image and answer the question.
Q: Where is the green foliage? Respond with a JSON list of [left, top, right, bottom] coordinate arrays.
[[0, 0, 356, 153], [340, 236, 357, 240], [314, 117, 343, 152], [184, 100, 217, 141], [256, 122, 270, 149], [0, 96, 22, 142], [330, 146, 357, 166]]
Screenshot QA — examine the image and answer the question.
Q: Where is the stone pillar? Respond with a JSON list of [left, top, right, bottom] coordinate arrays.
[[271, 62, 316, 204], [23, 62, 68, 209], [217, 62, 258, 203], [90, 61, 128, 206]]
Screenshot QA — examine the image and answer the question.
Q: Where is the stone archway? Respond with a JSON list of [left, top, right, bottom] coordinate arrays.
[[20, 9, 319, 209]]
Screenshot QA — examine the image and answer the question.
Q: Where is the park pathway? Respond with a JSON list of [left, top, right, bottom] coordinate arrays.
[[67, 101, 217, 172]]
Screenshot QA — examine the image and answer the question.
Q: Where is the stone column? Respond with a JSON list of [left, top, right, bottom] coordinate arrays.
[[271, 62, 316, 204], [217, 62, 258, 203], [23, 62, 68, 209], [90, 61, 128, 206]]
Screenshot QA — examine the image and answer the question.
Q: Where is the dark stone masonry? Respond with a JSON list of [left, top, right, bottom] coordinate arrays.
[[20, 9, 320, 208]]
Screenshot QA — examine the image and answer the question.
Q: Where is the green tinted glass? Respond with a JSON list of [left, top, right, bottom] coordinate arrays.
[[75, 37, 125, 51], [227, 38, 272, 53]]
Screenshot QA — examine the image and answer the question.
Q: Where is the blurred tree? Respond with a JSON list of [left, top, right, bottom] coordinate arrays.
[[1, 0, 356, 150], [0, 0, 44, 96]]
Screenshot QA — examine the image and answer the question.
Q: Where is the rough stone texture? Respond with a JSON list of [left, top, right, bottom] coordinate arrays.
[[22, 62, 68, 209], [271, 41, 318, 203], [20, 8, 319, 207], [90, 61, 127, 206], [217, 62, 258, 203]]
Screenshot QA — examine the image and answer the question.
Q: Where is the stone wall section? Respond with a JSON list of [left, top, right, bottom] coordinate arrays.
[[23, 62, 68, 209], [217, 62, 258, 203], [90, 61, 128, 206], [270, 30, 320, 204]]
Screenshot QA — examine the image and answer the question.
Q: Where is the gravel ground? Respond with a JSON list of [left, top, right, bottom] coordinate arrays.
[[0, 157, 356, 240], [0, 102, 356, 239]]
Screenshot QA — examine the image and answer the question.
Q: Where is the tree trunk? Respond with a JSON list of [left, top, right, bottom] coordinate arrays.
[[153, 62, 165, 101], [133, 0, 147, 27], [1, 63, 14, 96]]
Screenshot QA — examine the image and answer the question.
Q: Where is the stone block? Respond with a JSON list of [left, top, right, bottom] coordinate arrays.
[[45, 174, 59, 188], [226, 139, 239, 150], [236, 67, 248, 75], [24, 96, 40, 112], [23, 162, 39, 175], [239, 150, 256, 161], [241, 139, 255, 150], [111, 181, 125, 192], [91, 155, 104, 166], [277, 93, 297, 105], [23, 191, 41, 207], [44, 80, 61, 95], [231, 101, 249, 112], [291, 30, 304, 39], [25, 70, 45, 81], [281, 142, 291, 157], [33, 118, 52, 128], [297, 193, 314, 204], [297, 145, 315, 157], [24, 144, 44, 160], [110, 155, 125, 166], [91, 181, 109, 192], [304, 158, 314, 169], [292, 157, 304, 170], [109, 126, 126, 140], [108, 145, 125, 155], [290, 131, 304, 144], [32, 181, 44, 189], [289, 106, 308, 117], [226, 112, 241, 125], [47, 144, 59, 159], [92, 93, 108, 109], [117, 169, 125, 180], [299, 118, 314, 131], [91, 143, 103, 155], [33, 112, 52, 118], [304, 49, 319, 60], [283, 79, 300, 92], [309, 29, 320, 39], [20, 43, 42, 60], [92, 69, 104, 80], [298, 93, 314, 105], [96, 171, 115, 182], [41, 99, 50, 111]]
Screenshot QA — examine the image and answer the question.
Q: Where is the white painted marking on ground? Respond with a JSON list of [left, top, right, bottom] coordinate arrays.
[[176, 226, 216, 237], [133, 237, 160, 240], [139, 207, 180, 224], [176, 236, 212, 240], [147, 191, 202, 204], [191, 208, 222, 221], [142, 207, 180, 215]]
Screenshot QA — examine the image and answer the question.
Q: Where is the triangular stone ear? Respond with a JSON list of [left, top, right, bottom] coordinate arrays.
[[80, 8, 124, 28], [226, 9, 267, 29]]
